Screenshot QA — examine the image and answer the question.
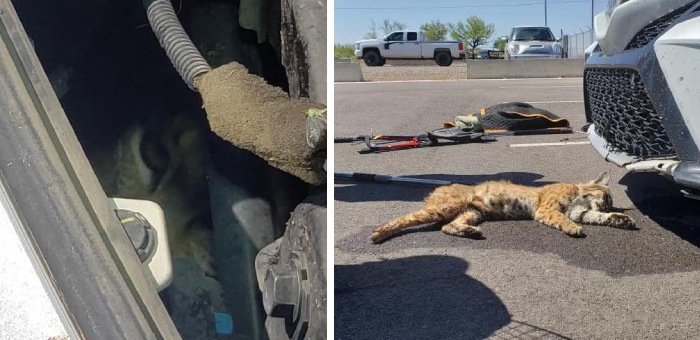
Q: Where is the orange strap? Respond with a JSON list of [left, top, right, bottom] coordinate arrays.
[[501, 110, 569, 123]]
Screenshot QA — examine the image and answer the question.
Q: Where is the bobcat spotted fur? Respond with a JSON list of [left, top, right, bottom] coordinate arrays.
[[370, 171, 635, 243]]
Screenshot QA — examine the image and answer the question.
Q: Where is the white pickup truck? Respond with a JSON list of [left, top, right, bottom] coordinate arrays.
[[354, 30, 465, 67]]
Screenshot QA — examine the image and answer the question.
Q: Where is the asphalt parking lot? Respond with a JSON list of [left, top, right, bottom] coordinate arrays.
[[334, 78, 700, 339]]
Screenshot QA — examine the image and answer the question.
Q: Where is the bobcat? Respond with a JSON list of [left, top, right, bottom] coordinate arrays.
[[370, 171, 636, 243], [101, 113, 216, 275]]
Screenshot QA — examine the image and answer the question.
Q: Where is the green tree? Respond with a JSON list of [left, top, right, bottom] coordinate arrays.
[[381, 19, 407, 34], [493, 36, 507, 52], [420, 20, 448, 41], [449, 16, 496, 58], [365, 19, 378, 39], [334, 43, 355, 60]]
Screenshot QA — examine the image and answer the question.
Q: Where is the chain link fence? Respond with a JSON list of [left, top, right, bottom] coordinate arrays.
[[562, 29, 594, 59]]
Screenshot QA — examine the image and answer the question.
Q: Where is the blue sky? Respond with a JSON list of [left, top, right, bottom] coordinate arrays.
[[334, 0, 608, 45]]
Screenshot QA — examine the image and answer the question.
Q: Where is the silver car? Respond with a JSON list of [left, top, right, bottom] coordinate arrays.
[[505, 26, 563, 59]]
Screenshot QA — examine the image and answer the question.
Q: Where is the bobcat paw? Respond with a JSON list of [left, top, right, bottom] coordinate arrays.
[[608, 213, 636, 230], [564, 225, 585, 237], [193, 249, 217, 277], [441, 225, 483, 239]]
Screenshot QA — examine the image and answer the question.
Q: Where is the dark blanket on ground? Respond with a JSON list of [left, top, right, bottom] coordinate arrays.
[[479, 102, 570, 131]]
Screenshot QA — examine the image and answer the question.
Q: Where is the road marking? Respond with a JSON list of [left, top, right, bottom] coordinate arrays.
[[502, 100, 584, 104], [334, 77, 583, 85], [498, 85, 580, 88], [509, 141, 591, 147]]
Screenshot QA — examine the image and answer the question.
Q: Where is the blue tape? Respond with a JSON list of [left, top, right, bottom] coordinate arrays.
[[214, 312, 234, 335]]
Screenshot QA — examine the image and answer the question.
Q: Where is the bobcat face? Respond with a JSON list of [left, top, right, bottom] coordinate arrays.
[[112, 113, 215, 275], [580, 170, 613, 212], [578, 185, 613, 212]]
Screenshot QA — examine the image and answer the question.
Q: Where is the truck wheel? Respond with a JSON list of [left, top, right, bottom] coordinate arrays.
[[363, 51, 381, 67], [435, 52, 452, 66], [377, 58, 386, 66]]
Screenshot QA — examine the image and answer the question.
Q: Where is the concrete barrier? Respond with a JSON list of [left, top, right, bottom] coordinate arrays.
[[465, 59, 584, 79], [334, 61, 364, 82]]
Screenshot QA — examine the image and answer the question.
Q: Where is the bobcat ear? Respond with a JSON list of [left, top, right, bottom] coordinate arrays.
[[591, 171, 610, 186]]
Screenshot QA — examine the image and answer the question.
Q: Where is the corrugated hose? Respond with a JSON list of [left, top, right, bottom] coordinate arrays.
[[144, 0, 211, 90]]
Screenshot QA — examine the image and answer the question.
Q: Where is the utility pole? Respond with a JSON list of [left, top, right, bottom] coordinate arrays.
[[591, 0, 595, 42], [545, 0, 548, 26]]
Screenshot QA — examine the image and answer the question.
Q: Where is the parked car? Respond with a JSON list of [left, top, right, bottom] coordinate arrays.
[[354, 30, 465, 67], [504, 26, 563, 59], [476, 49, 491, 59], [584, 0, 700, 199]]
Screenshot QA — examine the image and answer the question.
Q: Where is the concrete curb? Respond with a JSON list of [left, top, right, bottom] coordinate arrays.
[[334, 61, 364, 82], [465, 59, 584, 79]]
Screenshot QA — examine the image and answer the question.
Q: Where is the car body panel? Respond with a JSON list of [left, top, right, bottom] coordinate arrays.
[[654, 15, 700, 155], [585, 0, 700, 193], [594, 0, 695, 55]]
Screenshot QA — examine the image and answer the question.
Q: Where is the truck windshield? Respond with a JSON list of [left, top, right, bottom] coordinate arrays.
[[510, 27, 555, 42]]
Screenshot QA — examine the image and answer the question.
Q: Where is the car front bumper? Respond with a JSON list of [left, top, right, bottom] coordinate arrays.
[[585, 0, 700, 191]]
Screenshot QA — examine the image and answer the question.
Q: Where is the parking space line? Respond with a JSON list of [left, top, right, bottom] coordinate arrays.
[[509, 141, 591, 147], [498, 85, 580, 89], [334, 77, 583, 85], [502, 100, 584, 104]]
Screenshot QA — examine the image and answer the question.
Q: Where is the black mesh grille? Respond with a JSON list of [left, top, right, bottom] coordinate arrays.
[[626, 0, 698, 50], [585, 68, 676, 158]]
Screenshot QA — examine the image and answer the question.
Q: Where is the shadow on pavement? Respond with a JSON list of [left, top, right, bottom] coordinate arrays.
[[335, 255, 510, 340], [621, 172, 700, 247], [489, 320, 573, 339], [335, 172, 554, 203]]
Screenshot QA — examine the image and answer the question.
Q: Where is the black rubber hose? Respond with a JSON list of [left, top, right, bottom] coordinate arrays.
[[143, 0, 211, 90], [334, 136, 361, 143]]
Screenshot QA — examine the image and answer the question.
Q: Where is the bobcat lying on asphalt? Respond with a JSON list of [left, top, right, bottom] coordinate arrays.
[[370, 171, 636, 243]]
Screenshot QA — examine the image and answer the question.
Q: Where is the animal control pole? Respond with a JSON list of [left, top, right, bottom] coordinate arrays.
[[545, 0, 548, 26], [335, 172, 456, 187]]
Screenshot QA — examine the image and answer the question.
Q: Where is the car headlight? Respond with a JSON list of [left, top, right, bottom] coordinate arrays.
[[508, 43, 520, 55]]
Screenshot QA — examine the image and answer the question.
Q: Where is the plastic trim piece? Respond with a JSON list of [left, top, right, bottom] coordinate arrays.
[[586, 124, 638, 167]]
